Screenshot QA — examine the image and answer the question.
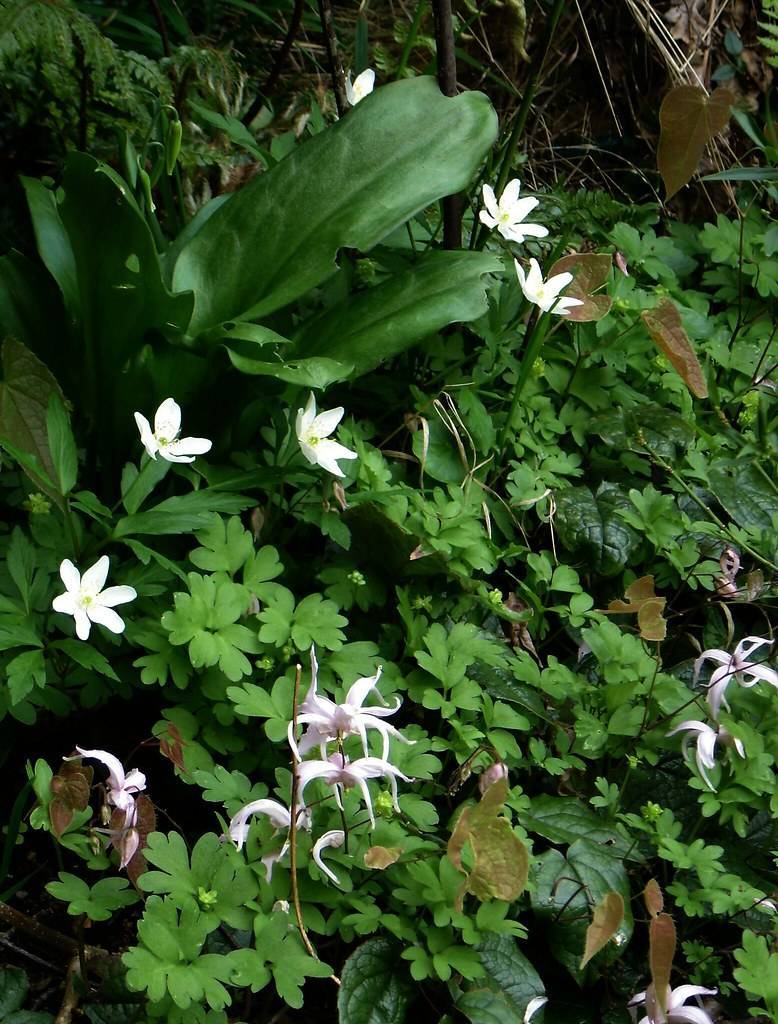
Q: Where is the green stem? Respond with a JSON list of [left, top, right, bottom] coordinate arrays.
[[475, 0, 567, 250], [497, 308, 547, 451], [396, 0, 427, 78]]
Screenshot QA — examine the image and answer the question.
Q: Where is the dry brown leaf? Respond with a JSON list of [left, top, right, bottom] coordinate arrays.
[[606, 576, 667, 642], [547, 253, 613, 323], [580, 891, 625, 969], [364, 846, 403, 870], [126, 794, 157, 888], [641, 299, 708, 399], [447, 779, 529, 909], [657, 85, 733, 199], [649, 912, 677, 1019], [50, 761, 93, 838]]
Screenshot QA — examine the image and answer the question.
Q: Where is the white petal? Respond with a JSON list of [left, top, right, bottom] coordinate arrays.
[[228, 798, 291, 851], [312, 829, 345, 884], [298, 440, 320, 467], [75, 746, 126, 790], [514, 259, 527, 287], [95, 585, 137, 608], [52, 593, 77, 615], [670, 986, 717, 1008], [158, 448, 196, 464], [526, 258, 544, 292], [345, 666, 384, 709], [165, 436, 213, 458], [546, 271, 574, 296], [345, 75, 356, 106], [500, 178, 521, 209], [81, 555, 110, 595], [354, 68, 375, 95], [133, 412, 158, 457], [59, 559, 80, 593], [668, 1008, 716, 1024], [74, 609, 91, 640], [696, 730, 718, 769], [508, 222, 548, 240], [88, 605, 126, 634], [507, 195, 539, 221], [479, 210, 498, 229], [154, 398, 181, 438], [481, 184, 499, 218], [311, 407, 345, 438], [299, 392, 317, 434], [552, 297, 584, 315], [123, 769, 147, 793], [667, 720, 712, 738], [524, 996, 548, 1023], [735, 636, 772, 661]]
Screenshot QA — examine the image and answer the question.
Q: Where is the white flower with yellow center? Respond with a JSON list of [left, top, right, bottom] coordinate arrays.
[[296, 392, 358, 478], [514, 258, 584, 315], [134, 398, 212, 464], [345, 68, 375, 105], [479, 179, 548, 244], [52, 556, 136, 641]]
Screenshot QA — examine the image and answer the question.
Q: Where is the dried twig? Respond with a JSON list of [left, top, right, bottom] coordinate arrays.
[[242, 0, 306, 125], [317, 0, 347, 116], [431, 0, 462, 248]]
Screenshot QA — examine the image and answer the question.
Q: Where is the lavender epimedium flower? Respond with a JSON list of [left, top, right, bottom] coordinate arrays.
[[311, 830, 346, 884], [666, 720, 745, 792], [628, 984, 717, 1024], [695, 635, 778, 719], [289, 647, 413, 761], [226, 798, 311, 881], [52, 557, 136, 641], [296, 753, 412, 829], [479, 179, 548, 245], [71, 747, 146, 825]]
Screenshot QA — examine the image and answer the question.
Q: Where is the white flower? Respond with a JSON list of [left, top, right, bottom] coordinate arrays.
[[52, 557, 136, 641], [524, 996, 548, 1024], [479, 180, 548, 244], [628, 983, 717, 1024], [289, 646, 413, 761], [71, 746, 146, 831], [695, 635, 778, 719], [296, 392, 358, 478], [134, 397, 212, 464], [312, 829, 345, 884], [666, 719, 745, 791], [345, 68, 375, 105], [297, 753, 412, 829], [226, 797, 311, 881], [515, 258, 584, 315]]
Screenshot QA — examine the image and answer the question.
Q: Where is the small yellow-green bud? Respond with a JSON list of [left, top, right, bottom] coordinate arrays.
[[531, 357, 546, 378], [641, 801, 662, 823], [348, 570, 366, 587], [487, 588, 503, 608], [374, 791, 395, 819], [24, 492, 52, 515], [198, 886, 218, 908]]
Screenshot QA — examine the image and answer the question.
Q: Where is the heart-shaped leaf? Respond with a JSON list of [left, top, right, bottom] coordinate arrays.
[[657, 85, 733, 199], [547, 253, 612, 322]]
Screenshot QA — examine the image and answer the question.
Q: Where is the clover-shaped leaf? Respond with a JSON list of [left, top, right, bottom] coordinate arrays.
[[123, 896, 234, 1010], [139, 832, 256, 930], [46, 872, 139, 921]]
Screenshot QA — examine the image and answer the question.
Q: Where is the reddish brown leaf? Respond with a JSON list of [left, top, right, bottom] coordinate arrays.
[[657, 85, 733, 199], [49, 798, 74, 838], [49, 761, 94, 836], [644, 878, 664, 917], [649, 912, 677, 1018], [548, 253, 613, 322], [605, 576, 667, 642], [158, 723, 187, 772], [580, 891, 625, 969], [126, 795, 156, 888], [641, 299, 708, 398]]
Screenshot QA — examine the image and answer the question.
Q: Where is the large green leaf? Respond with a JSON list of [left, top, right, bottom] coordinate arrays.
[[0, 338, 64, 499], [293, 251, 501, 377], [0, 253, 70, 382], [554, 483, 642, 578], [709, 460, 778, 531], [170, 78, 498, 334], [338, 938, 413, 1024], [523, 795, 638, 858], [456, 936, 544, 1024]]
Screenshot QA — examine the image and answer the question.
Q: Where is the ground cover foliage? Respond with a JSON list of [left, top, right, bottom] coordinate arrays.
[[0, 0, 777, 1022]]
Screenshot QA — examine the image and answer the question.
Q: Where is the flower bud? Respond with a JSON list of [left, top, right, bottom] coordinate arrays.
[[478, 761, 509, 794]]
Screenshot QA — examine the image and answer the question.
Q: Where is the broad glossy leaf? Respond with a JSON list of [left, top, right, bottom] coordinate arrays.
[[709, 460, 778, 531], [657, 85, 733, 199], [554, 483, 642, 578], [338, 937, 413, 1024], [225, 352, 353, 388], [641, 298, 708, 398], [293, 252, 501, 377], [0, 338, 63, 499], [114, 491, 253, 538], [457, 936, 544, 1024], [0, 253, 70, 385], [590, 402, 694, 460], [524, 795, 638, 859], [170, 79, 498, 333], [547, 253, 612, 322]]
